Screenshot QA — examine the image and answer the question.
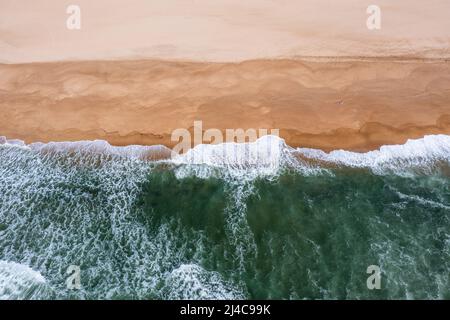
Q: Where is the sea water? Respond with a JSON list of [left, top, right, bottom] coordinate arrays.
[[0, 135, 449, 299]]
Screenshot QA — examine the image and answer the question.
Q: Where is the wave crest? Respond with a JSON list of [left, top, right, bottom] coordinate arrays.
[[162, 264, 244, 300], [0, 261, 52, 300], [2, 134, 450, 176], [297, 134, 450, 175]]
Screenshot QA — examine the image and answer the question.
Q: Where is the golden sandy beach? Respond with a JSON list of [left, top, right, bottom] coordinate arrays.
[[1, 0, 450, 151], [1, 58, 450, 151]]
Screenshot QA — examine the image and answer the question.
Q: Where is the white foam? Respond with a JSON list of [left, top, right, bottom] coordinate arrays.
[[0, 261, 50, 300], [2, 134, 450, 177], [0, 136, 30, 151], [171, 135, 319, 181], [394, 189, 450, 210], [297, 134, 450, 175], [30, 140, 172, 161], [172, 135, 284, 168], [163, 263, 244, 300]]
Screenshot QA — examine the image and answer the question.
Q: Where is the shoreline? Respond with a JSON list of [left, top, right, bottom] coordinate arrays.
[[1, 58, 450, 153], [2, 119, 450, 154], [2, 134, 449, 173]]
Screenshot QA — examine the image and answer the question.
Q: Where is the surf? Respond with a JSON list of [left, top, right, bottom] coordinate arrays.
[[2, 134, 450, 177], [0, 134, 449, 299]]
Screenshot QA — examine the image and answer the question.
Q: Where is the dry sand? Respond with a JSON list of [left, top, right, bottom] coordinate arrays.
[[1, 0, 450, 63]]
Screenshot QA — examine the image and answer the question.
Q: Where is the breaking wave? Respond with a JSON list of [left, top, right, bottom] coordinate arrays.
[[2, 134, 449, 177], [0, 261, 52, 300], [162, 264, 245, 300], [296, 134, 450, 176]]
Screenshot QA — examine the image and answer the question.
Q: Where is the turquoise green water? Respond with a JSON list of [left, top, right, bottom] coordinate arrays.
[[0, 137, 449, 299]]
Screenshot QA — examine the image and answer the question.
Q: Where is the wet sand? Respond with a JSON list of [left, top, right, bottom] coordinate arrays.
[[1, 58, 449, 152]]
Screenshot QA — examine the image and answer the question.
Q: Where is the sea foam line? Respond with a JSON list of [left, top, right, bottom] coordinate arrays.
[[1, 134, 450, 176], [296, 134, 450, 175]]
